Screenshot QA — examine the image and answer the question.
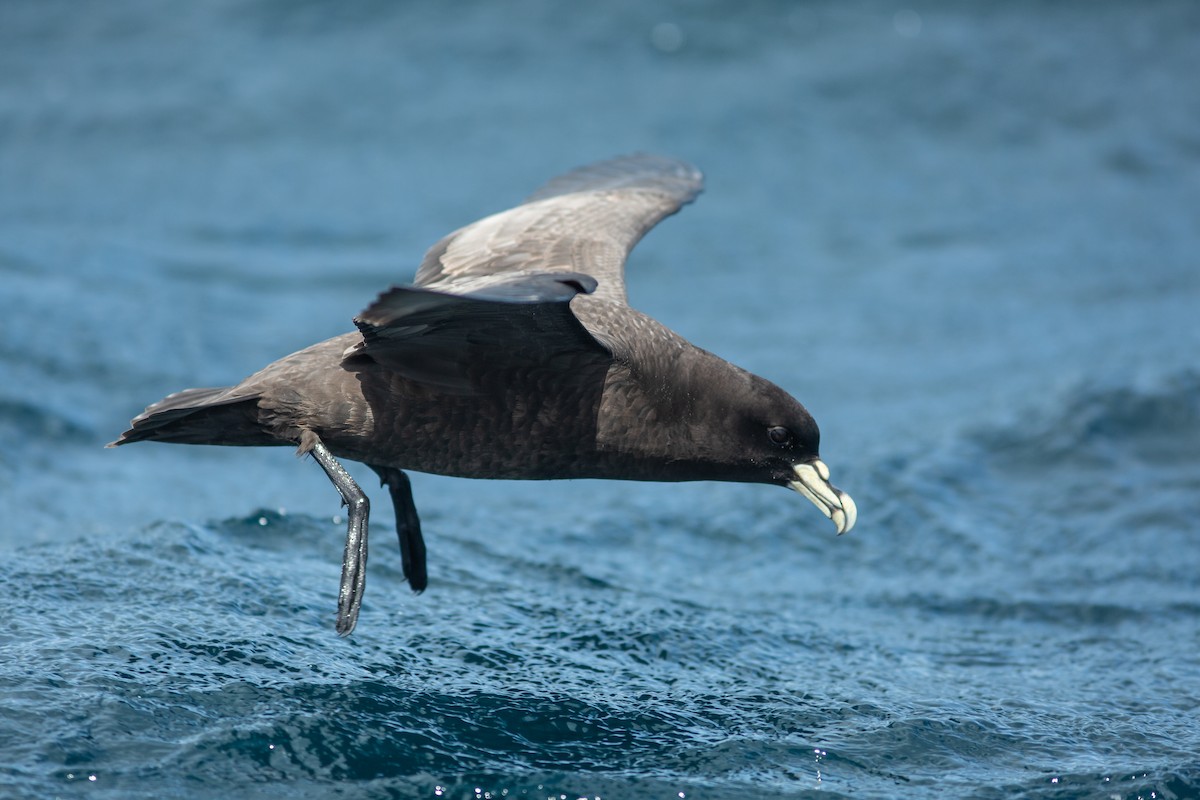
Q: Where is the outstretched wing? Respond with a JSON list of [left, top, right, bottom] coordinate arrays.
[[343, 272, 611, 392], [413, 154, 703, 305]]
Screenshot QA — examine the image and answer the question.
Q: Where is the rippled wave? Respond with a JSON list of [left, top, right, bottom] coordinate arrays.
[[3, 373, 1198, 798]]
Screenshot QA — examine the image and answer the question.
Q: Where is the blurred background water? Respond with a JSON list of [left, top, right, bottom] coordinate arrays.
[[2, 1, 1198, 798]]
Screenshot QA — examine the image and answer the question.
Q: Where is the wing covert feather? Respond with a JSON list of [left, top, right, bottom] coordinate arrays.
[[343, 275, 610, 393], [413, 154, 703, 305]]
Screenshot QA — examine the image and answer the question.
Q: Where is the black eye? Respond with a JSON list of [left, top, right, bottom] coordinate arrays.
[[767, 426, 793, 447]]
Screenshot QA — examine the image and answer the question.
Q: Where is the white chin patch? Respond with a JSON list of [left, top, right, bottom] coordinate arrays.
[[789, 459, 857, 535]]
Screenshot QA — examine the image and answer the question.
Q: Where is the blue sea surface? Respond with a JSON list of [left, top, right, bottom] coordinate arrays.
[[2, 2, 1199, 798]]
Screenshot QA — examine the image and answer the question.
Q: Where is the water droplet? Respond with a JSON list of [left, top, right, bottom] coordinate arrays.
[[651, 22, 685, 54], [893, 9, 922, 37]]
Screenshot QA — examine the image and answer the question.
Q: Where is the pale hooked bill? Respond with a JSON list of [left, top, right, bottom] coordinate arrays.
[[790, 460, 857, 535]]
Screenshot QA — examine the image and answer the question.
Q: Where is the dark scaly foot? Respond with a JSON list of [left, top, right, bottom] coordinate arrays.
[[308, 437, 369, 636], [370, 465, 427, 593]]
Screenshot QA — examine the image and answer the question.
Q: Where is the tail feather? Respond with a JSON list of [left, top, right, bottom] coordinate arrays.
[[109, 386, 275, 447]]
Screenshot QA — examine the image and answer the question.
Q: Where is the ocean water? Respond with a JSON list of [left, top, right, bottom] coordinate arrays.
[[2, 2, 1199, 798]]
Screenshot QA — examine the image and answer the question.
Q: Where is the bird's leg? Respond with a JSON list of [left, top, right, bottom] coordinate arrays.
[[307, 436, 369, 636], [369, 465, 427, 593]]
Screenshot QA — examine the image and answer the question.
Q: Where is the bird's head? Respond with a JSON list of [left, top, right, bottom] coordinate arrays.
[[720, 372, 857, 535], [614, 350, 857, 535]]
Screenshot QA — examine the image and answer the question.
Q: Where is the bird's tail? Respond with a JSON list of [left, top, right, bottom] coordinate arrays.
[[108, 386, 275, 448]]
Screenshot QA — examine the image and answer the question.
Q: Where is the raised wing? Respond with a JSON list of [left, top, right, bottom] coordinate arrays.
[[343, 272, 611, 392], [413, 154, 703, 305]]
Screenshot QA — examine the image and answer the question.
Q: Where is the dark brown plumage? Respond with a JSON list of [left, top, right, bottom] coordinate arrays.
[[111, 154, 856, 635]]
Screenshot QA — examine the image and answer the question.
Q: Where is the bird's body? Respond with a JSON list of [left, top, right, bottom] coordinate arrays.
[[112, 155, 856, 634]]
